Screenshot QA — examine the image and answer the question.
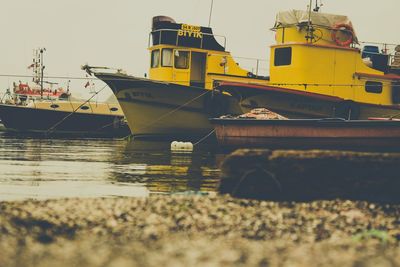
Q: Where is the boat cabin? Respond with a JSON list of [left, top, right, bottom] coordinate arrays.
[[147, 11, 400, 108], [270, 10, 400, 106], [148, 16, 267, 89]]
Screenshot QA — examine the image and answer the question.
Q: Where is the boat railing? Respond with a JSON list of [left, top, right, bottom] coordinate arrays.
[[207, 52, 269, 77], [233, 56, 269, 77], [148, 29, 227, 50], [358, 41, 400, 70], [359, 41, 398, 54]]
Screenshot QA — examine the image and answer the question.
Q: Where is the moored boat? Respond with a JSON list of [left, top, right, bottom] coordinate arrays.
[[89, 16, 267, 140], [92, 72, 240, 139], [211, 112, 400, 150], [91, 2, 400, 140], [0, 49, 130, 137], [0, 100, 129, 137], [216, 7, 400, 119]]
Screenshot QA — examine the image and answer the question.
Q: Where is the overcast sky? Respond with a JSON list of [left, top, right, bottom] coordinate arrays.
[[1, 0, 399, 99]]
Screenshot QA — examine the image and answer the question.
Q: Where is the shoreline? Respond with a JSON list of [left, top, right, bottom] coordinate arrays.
[[1, 195, 399, 266]]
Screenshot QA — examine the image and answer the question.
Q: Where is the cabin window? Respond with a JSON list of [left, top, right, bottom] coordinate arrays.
[[274, 47, 292, 66], [162, 49, 173, 67], [151, 49, 160, 68], [80, 106, 90, 110], [50, 104, 59, 109], [110, 107, 119, 112], [365, 81, 383, 94], [392, 82, 400, 104], [174, 50, 190, 69]]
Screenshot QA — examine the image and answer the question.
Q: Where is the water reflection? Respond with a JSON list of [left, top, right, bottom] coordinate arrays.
[[111, 140, 220, 194], [0, 133, 221, 200]]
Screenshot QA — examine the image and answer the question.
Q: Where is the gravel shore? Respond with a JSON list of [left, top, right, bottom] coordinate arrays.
[[1, 195, 399, 267]]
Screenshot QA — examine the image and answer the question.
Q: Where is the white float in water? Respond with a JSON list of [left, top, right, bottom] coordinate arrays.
[[170, 141, 194, 152]]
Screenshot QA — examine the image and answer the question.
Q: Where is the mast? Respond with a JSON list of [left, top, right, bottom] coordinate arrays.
[[208, 0, 214, 27], [40, 48, 45, 99], [32, 48, 46, 99], [306, 0, 316, 43]]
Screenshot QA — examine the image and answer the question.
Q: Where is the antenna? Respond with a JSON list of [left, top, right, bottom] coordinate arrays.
[[208, 0, 214, 27], [306, 0, 315, 43], [313, 0, 322, 12], [32, 48, 46, 98], [39, 48, 45, 99]]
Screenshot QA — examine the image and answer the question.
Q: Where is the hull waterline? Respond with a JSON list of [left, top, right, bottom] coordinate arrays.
[[0, 104, 130, 137], [96, 73, 242, 140], [217, 82, 400, 120], [211, 118, 400, 150]]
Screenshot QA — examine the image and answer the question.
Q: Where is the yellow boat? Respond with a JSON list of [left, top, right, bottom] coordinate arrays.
[[91, 8, 400, 139], [216, 9, 400, 119], [90, 16, 266, 139]]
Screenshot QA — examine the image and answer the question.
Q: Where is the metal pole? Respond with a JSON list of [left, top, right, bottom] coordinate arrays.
[[256, 59, 259, 76], [307, 0, 313, 43], [40, 49, 44, 99], [208, 0, 214, 27]]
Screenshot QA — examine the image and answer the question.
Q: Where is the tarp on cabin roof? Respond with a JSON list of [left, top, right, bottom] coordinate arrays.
[[274, 10, 358, 42], [274, 10, 352, 28]]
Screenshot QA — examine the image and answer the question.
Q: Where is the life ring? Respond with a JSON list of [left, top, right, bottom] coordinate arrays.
[[331, 23, 354, 47]]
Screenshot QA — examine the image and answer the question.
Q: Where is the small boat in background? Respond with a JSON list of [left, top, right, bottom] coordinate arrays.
[[211, 108, 400, 150], [0, 48, 130, 138], [0, 98, 129, 137]]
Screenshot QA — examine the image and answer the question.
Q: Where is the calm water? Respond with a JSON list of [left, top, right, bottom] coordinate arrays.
[[0, 132, 222, 200]]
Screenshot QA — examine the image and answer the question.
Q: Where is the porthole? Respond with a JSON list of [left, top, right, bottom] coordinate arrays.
[[110, 107, 119, 112], [50, 104, 59, 109], [80, 106, 90, 110], [365, 81, 383, 94]]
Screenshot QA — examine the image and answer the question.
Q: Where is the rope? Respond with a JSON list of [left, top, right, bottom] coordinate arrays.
[[95, 117, 127, 132], [193, 129, 216, 146], [0, 74, 399, 88], [45, 85, 108, 135], [389, 113, 400, 120]]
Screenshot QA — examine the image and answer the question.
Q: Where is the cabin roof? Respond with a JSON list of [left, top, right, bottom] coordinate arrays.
[[151, 16, 226, 52]]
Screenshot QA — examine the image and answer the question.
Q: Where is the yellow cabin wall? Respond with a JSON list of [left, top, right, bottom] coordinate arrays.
[[354, 78, 392, 104], [148, 45, 262, 90], [270, 43, 394, 105], [275, 27, 355, 47], [149, 67, 173, 83]]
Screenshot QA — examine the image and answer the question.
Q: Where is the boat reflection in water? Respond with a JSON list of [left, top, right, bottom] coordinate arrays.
[[0, 133, 221, 200], [110, 139, 220, 194]]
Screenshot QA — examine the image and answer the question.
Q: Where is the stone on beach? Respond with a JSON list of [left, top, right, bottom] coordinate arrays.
[[0, 195, 399, 267]]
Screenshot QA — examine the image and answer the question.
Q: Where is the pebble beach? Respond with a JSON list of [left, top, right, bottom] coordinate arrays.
[[1, 195, 399, 267]]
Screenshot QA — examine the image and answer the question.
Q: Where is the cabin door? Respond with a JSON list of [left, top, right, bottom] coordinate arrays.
[[173, 50, 191, 86], [190, 52, 207, 88]]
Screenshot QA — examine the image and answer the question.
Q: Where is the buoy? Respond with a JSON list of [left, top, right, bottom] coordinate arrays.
[[170, 141, 193, 152]]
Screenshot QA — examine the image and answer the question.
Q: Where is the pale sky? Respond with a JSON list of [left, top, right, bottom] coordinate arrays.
[[0, 0, 399, 99]]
